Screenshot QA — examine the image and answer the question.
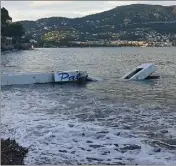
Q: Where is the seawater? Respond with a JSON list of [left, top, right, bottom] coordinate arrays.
[[1, 47, 176, 164]]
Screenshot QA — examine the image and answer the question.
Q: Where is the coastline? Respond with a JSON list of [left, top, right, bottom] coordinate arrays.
[[1, 45, 175, 53]]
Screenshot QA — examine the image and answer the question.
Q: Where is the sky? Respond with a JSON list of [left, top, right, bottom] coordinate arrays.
[[1, 1, 176, 22]]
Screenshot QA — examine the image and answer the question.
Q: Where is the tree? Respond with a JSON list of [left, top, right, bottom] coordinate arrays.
[[8, 22, 25, 38], [59, 35, 75, 45], [1, 7, 25, 43], [7, 23, 25, 45], [1, 7, 12, 37], [1, 7, 12, 25]]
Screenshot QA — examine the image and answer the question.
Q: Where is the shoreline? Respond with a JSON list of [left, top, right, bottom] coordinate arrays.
[[28, 45, 176, 48], [1, 45, 175, 53]]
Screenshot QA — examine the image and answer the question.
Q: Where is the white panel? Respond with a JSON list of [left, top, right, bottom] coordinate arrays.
[[122, 63, 157, 80]]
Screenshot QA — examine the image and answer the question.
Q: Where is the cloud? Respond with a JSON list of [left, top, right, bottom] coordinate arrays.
[[1, 1, 176, 21], [106, 1, 138, 6], [106, 1, 176, 7], [73, 10, 105, 17], [30, 1, 69, 8]]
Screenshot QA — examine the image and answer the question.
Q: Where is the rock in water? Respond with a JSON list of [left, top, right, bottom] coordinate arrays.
[[1, 138, 28, 165]]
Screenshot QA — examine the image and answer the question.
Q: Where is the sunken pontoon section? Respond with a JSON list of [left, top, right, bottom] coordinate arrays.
[[122, 63, 157, 80]]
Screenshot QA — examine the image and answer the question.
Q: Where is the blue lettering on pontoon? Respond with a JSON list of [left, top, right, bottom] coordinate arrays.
[[57, 72, 82, 81], [69, 76, 75, 81], [58, 73, 69, 81]]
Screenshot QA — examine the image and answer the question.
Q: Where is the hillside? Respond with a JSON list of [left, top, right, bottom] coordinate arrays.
[[18, 4, 176, 43]]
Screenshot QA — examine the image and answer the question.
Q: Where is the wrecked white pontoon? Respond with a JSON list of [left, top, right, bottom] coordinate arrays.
[[1, 70, 89, 86], [122, 63, 159, 80]]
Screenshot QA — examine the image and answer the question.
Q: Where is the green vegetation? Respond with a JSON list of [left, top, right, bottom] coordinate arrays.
[[1, 7, 27, 50], [40, 30, 77, 46], [41, 30, 72, 41], [1, 8, 25, 39], [1, 7, 12, 36]]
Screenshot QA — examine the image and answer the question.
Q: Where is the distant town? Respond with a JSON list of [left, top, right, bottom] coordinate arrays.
[[29, 27, 176, 48], [34, 30, 176, 48]]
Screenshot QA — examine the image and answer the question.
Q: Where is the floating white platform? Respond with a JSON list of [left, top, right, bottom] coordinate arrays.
[[122, 63, 157, 80], [1, 70, 88, 86]]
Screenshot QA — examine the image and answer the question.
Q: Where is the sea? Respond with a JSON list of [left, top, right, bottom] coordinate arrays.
[[1, 47, 176, 165]]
